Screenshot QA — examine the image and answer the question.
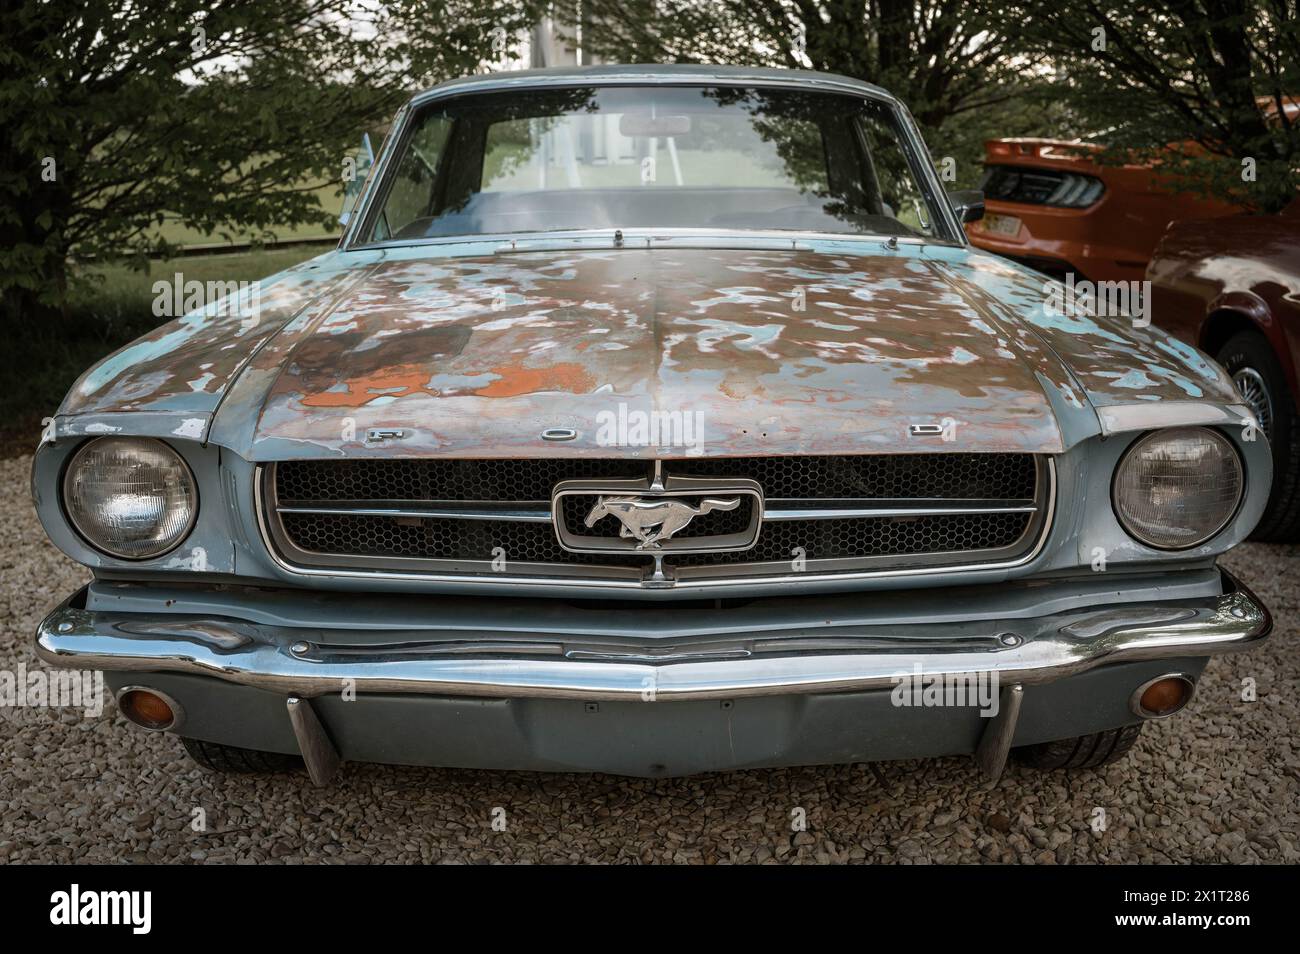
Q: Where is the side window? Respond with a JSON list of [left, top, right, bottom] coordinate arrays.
[[857, 111, 934, 236], [374, 114, 452, 240]]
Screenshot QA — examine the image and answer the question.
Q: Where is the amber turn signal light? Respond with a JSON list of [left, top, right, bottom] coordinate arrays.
[[1130, 674, 1196, 719], [116, 688, 182, 731]]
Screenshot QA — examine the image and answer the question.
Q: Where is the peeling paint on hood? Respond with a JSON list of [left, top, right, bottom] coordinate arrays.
[[64, 241, 1240, 461]]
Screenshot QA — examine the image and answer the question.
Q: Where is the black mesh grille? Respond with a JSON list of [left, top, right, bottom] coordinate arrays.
[[670, 512, 1031, 566], [268, 454, 1044, 579], [276, 454, 1036, 503], [277, 510, 1031, 571], [669, 454, 1036, 500], [279, 512, 648, 567], [276, 458, 646, 502]]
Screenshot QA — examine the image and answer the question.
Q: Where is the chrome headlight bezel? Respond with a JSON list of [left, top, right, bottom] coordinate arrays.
[[1111, 426, 1245, 551], [61, 437, 199, 561]]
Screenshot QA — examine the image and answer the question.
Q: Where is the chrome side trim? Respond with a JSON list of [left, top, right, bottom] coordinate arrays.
[[35, 567, 1267, 702], [406, 67, 901, 111], [276, 503, 554, 523], [274, 498, 1037, 523], [762, 500, 1037, 520], [360, 227, 955, 257]]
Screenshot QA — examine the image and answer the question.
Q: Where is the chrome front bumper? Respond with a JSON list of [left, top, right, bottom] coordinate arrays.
[[33, 570, 1271, 782], [36, 572, 1270, 703]]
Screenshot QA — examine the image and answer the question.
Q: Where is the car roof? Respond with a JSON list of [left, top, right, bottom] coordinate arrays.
[[408, 63, 897, 107]]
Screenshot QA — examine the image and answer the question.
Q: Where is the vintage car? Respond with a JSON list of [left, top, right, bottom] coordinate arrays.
[[33, 65, 1272, 784], [1148, 199, 1300, 540]]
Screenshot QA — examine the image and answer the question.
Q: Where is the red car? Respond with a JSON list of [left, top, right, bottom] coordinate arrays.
[[1148, 200, 1300, 539]]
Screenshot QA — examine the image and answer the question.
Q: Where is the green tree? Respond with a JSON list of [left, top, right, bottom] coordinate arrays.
[[0, 0, 538, 326], [571, 1, 1035, 128], [566, 1, 1058, 187], [986, 0, 1300, 211]]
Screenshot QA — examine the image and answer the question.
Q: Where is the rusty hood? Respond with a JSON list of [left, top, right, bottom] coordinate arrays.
[[65, 242, 1239, 459]]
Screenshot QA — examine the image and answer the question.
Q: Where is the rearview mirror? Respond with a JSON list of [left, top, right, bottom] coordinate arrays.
[[618, 113, 692, 137], [948, 189, 985, 224]]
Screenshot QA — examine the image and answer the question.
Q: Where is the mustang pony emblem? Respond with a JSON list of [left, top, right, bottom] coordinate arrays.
[[584, 495, 741, 549]]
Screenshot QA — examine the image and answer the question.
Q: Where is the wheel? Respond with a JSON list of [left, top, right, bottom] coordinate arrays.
[[1217, 330, 1300, 541], [182, 737, 303, 775], [1013, 724, 1143, 770]]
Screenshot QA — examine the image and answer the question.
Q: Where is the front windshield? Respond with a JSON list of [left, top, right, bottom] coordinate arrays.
[[366, 85, 949, 243]]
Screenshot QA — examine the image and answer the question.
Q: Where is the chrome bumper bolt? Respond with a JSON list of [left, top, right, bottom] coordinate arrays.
[[997, 632, 1022, 647], [290, 641, 310, 655]]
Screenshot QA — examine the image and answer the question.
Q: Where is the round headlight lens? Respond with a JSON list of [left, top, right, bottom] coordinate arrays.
[[1113, 427, 1242, 550], [63, 438, 197, 559]]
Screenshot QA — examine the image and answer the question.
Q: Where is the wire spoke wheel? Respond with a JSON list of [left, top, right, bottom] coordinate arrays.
[[1233, 367, 1274, 440]]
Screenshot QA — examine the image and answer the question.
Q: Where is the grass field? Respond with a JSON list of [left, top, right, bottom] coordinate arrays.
[[1, 245, 326, 456], [150, 184, 343, 249]]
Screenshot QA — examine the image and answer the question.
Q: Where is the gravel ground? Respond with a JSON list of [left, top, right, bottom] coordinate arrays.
[[2, 452, 1297, 864]]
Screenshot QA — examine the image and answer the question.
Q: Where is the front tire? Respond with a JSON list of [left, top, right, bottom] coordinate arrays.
[[182, 737, 303, 775], [1217, 331, 1300, 541], [1014, 724, 1143, 770]]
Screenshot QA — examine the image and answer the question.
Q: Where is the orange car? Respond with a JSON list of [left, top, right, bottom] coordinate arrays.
[[967, 138, 1242, 284]]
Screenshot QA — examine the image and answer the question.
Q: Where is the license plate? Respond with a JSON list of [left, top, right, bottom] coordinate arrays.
[[982, 213, 1021, 237]]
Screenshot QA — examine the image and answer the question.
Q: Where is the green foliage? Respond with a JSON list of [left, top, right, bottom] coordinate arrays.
[[569, 1, 1298, 204], [0, 0, 545, 323], [566, 1, 1061, 192], [0, 245, 323, 455], [569, 1, 1033, 127], [984, 1, 1300, 212]]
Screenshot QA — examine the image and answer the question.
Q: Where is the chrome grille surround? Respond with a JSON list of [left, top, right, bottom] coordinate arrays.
[[258, 455, 1054, 589]]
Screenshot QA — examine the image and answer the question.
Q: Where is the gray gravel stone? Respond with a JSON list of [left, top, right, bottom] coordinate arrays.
[[2, 453, 1297, 863]]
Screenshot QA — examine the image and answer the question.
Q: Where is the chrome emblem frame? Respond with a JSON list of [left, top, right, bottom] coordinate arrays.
[[553, 471, 763, 555]]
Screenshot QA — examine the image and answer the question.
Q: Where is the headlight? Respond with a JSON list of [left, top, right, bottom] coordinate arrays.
[[63, 437, 197, 559], [1112, 427, 1243, 550]]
